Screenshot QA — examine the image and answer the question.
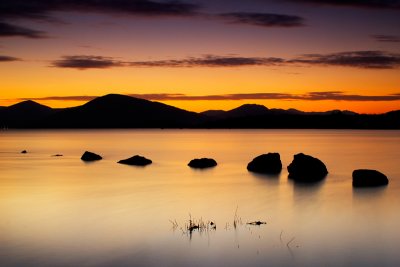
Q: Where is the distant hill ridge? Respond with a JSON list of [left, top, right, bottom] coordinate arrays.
[[0, 94, 399, 129]]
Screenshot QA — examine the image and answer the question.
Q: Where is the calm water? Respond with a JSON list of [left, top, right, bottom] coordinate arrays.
[[0, 129, 399, 267]]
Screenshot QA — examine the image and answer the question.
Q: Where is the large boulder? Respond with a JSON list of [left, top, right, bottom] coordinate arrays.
[[118, 155, 152, 166], [188, 158, 217, 169], [287, 153, 328, 182], [352, 169, 389, 187], [81, 151, 102, 161], [247, 153, 282, 174]]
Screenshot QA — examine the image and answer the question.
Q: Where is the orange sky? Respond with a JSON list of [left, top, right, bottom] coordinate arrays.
[[1, 0, 399, 113]]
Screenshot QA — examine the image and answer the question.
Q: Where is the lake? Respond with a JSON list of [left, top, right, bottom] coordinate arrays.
[[1, 129, 399, 267]]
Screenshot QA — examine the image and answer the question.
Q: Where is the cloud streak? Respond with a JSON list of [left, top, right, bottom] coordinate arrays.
[[0, 0, 200, 20], [290, 51, 400, 69], [52, 51, 400, 69], [0, 0, 200, 39], [0, 55, 20, 62], [18, 91, 400, 102], [129, 55, 285, 67], [372, 35, 400, 43], [0, 22, 46, 38], [52, 55, 123, 69], [52, 54, 286, 69], [288, 0, 400, 10], [218, 12, 305, 27]]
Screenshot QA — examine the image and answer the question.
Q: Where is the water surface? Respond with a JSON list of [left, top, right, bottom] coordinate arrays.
[[1, 129, 399, 267]]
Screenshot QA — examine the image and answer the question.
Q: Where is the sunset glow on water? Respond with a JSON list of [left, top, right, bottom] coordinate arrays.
[[1, 130, 399, 267]]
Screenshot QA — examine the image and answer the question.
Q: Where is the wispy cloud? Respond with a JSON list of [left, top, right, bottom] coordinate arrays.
[[0, 55, 20, 62], [52, 54, 286, 69], [0, 0, 200, 20], [288, 0, 400, 10], [290, 51, 400, 69], [18, 91, 400, 102], [0, 22, 46, 39], [0, 0, 200, 39], [218, 12, 305, 27], [52, 55, 123, 69], [52, 51, 400, 70], [128, 55, 285, 67], [372, 35, 400, 43]]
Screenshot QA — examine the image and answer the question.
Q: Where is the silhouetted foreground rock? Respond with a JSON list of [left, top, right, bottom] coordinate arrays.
[[188, 158, 217, 169], [352, 169, 389, 187], [247, 153, 282, 174], [21, 150, 27, 154], [118, 155, 152, 166], [287, 153, 328, 182], [81, 151, 102, 161]]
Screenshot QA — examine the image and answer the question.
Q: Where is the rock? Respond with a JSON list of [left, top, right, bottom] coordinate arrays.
[[52, 154, 63, 157], [81, 151, 102, 161], [352, 169, 389, 187], [247, 153, 282, 174], [118, 155, 152, 166], [188, 158, 217, 169], [21, 150, 27, 154], [287, 153, 328, 182]]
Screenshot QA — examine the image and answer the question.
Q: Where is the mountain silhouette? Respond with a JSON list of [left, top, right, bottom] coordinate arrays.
[[0, 94, 399, 129], [0, 100, 54, 127], [42, 94, 203, 128]]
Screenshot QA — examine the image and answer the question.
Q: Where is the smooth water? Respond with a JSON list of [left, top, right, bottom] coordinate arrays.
[[0, 129, 399, 267]]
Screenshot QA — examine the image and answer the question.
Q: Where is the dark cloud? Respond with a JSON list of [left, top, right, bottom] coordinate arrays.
[[0, 55, 20, 62], [129, 93, 294, 100], [52, 51, 400, 70], [302, 91, 400, 101], [290, 51, 400, 69], [0, 0, 200, 38], [288, 0, 400, 10], [18, 95, 97, 101], [52, 55, 124, 69], [20, 91, 400, 102], [129, 55, 285, 67], [52, 54, 286, 69], [372, 35, 400, 43], [0, 0, 200, 20], [0, 22, 46, 38], [219, 12, 305, 27]]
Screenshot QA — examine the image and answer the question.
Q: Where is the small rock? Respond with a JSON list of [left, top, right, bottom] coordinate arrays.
[[247, 221, 267, 225], [353, 169, 389, 187], [52, 154, 63, 157], [81, 151, 102, 161], [118, 155, 152, 166], [188, 158, 217, 169], [247, 153, 282, 174], [287, 153, 328, 182], [21, 150, 27, 154]]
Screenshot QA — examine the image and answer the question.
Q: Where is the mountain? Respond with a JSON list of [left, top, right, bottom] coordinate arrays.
[[201, 104, 269, 119], [200, 107, 399, 129], [43, 94, 203, 128], [0, 100, 54, 127], [0, 94, 399, 129]]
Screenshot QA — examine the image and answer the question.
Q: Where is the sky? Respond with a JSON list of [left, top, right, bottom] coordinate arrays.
[[1, 0, 399, 113]]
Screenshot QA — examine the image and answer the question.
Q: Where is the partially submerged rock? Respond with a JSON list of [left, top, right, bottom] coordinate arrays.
[[188, 158, 217, 169], [247, 153, 282, 174], [21, 150, 27, 154], [247, 221, 267, 225], [353, 169, 389, 187], [81, 151, 102, 161], [52, 154, 63, 157], [287, 153, 328, 182], [118, 155, 152, 166]]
